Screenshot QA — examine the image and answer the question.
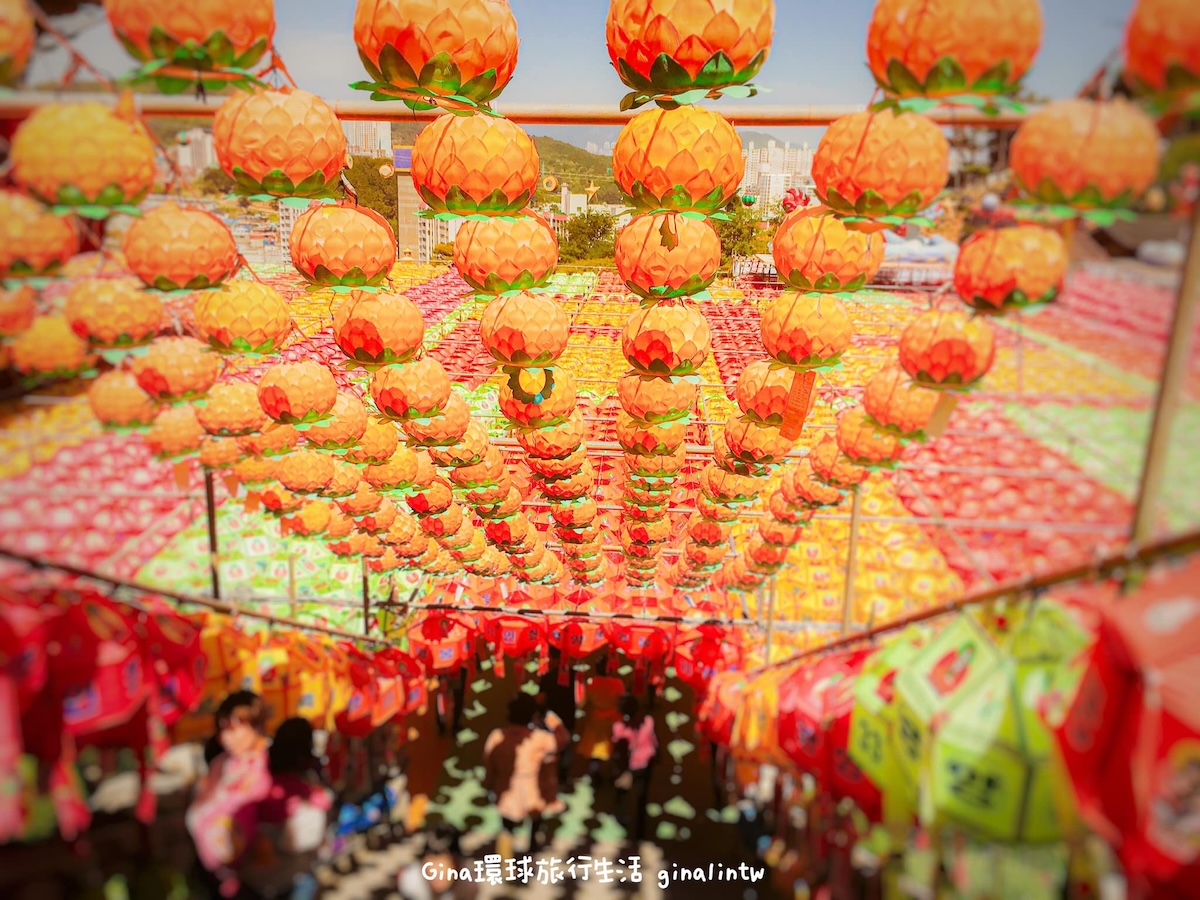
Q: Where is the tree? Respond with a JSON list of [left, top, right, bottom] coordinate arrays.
[[713, 197, 768, 264], [432, 242, 454, 260], [560, 210, 616, 262], [193, 166, 235, 197], [344, 156, 399, 234]]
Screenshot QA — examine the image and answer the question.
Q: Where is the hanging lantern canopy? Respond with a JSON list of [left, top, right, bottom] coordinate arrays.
[[304, 392, 369, 452], [760, 292, 852, 369], [371, 357, 452, 420], [105, 0, 275, 77], [199, 436, 242, 470], [411, 113, 539, 215], [213, 87, 347, 199], [866, 0, 1043, 104], [622, 300, 711, 376], [899, 309, 996, 389], [64, 278, 162, 349], [1010, 99, 1161, 214], [863, 366, 941, 439], [132, 336, 221, 401], [256, 360, 339, 425], [334, 290, 425, 365], [617, 371, 696, 424], [615, 213, 722, 301], [499, 368, 576, 428], [836, 407, 904, 468], [812, 110, 949, 224], [345, 419, 401, 466], [0, 0, 34, 87], [122, 201, 240, 291], [277, 450, 337, 494], [144, 404, 205, 458], [772, 207, 885, 293], [454, 211, 559, 294], [954, 226, 1067, 314], [238, 423, 300, 458], [320, 460, 364, 498], [352, 0, 519, 109], [196, 381, 268, 436], [192, 282, 293, 355], [723, 415, 794, 466], [1124, 0, 1200, 114], [517, 409, 586, 459], [290, 204, 397, 291], [402, 391, 471, 447], [809, 433, 869, 489], [88, 369, 159, 429], [612, 106, 744, 214], [735, 359, 794, 426], [616, 411, 687, 456], [0, 191, 80, 279], [11, 101, 155, 216], [479, 293, 569, 367], [280, 501, 332, 538]]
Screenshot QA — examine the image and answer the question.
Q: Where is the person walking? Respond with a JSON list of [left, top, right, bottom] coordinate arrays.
[[537, 649, 577, 786], [576, 657, 625, 785], [611, 694, 657, 843], [397, 823, 479, 900], [482, 695, 569, 859]]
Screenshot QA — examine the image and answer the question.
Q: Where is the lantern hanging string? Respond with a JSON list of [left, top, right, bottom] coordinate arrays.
[[0, 548, 393, 647], [743, 526, 1200, 676]]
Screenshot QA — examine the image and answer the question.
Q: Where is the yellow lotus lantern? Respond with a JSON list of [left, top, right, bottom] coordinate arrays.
[[371, 356, 452, 420], [616, 213, 721, 300], [280, 501, 332, 538], [454, 211, 558, 294], [606, 0, 775, 107], [411, 113, 539, 215], [256, 360, 338, 425], [365, 445, 420, 494], [122, 202, 240, 291], [291, 204, 397, 291], [759, 292, 852, 369], [88, 369, 159, 429], [353, 0, 519, 110], [213, 87, 347, 199], [899, 309, 996, 389], [193, 282, 293, 355], [334, 291, 425, 365], [479, 293, 569, 367], [11, 101, 156, 217], [612, 106, 744, 213], [622, 300, 711, 376], [196, 381, 268, 437], [144, 404, 205, 458], [954, 225, 1067, 313], [0, 191, 80, 279], [0, 0, 34, 87], [304, 392, 369, 451], [1124, 0, 1200, 115], [132, 336, 221, 401], [812, 109, 949, 224], [64, 278, 162, 349], [772, 207, 885, 293], [320, 461, 363, 499]]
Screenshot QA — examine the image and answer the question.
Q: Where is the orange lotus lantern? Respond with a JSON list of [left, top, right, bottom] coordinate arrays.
[[280, 501, 331, 538], [196, 381, 267, 436], [627, 445, 687, 478], [213, 87, 347, 199], [11, 101, 155, 216], [616, 213, 721, 300], [863, 366, 940, 439], [290, 203, 397, 291], [687, 512, 732, 547], [132, 336, 221, 401], [835, 407, 903, 468], [231, 455, 279, 486], [192, 282, 293, 355], [238, 423, 299, 458], [479, 293, 569, 367], [122, 201, 239, 291], [198, 436, 242, 470], [528, 445, 587, 479], [616, 412, 687, 456], [809, 433, 869, 489], [781, 459, 842, 509], [0, 0, 34, 87], [64, 278, 162, 349], [813, 109, 949, 223], [256, 360, 338, 424], [617, 371, 696, 423], [338, 482, 385, 519], [773, 207, 885, 292], [326, 507, 355, 540], [899, 308, 996, 389], [258, 484, 305, 516], [0, 191, 80, 279], [735, 359, 794, 425], [353, 0, 519, 109], [106, 0, 275, 78], [334, 290, 425, 365], [320, 460, 363, 498], [1124, 0, 1200, 113], [550, 497, 598, 529], [346, 419, 401, 466], [402, 391, 471, 447], [954, 225, 1067, 313], [371, 357, 452, 420], [449, 446, 506, 489], [538, 463, 596, 501], [723, 415, 794, 466], [277, 450, 337, 495], [517, 410, 586, 459], [429, 420, 489, 468], [866, 0, 1043, 103], [454, 210, 559, 294], [304, 392, 369, 451], [1010, 99, 1161, 213], [758, 513, 804, 548], [499, 368, 576, 428], [699, 462, 760, 505], [87, 369, 159, 429], [144, 404, 205, 458], [408, 478, 456, 517], [606, 0, 774, 105], [622, 300, 711, 376], [411, 113, 539, 215], [760, 292, 852, 369], [612, 106, 744, 213]]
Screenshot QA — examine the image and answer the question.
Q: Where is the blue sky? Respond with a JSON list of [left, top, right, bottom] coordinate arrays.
[[36, 0, 1133, 147]]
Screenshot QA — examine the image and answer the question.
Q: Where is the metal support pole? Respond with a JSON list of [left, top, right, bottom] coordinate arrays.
[[286, 549, 297, 619], [361, 557, 371, 637], [764, 578, 778, 665], [841, 487, 864, 635], [203, 470, 221, 600], [1133, 204, 1200, 542]]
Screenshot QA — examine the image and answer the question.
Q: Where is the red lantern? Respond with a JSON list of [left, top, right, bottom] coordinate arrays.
[[409, 613, 476, 675]]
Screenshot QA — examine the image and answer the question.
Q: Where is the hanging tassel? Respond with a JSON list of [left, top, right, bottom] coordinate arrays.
[[557, 653, 571, 687], [573, 671, 585, 707], [50, 736, 90, 841], [0, 677, 26, 842], [494, 652, 505, 680], [537, 646, 549, 678], [633, 659, 647, 695]]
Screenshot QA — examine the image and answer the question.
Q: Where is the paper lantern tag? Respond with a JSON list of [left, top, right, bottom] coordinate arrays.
[[243, 492, 261, 513], [173, 461, 191, 492], [779, 371, 818, 441], [221, 474, 240, 497], [925, 394, 959, 438]]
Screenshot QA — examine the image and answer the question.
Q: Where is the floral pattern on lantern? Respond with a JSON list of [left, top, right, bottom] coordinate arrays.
[[411, 113, 539, 216], [192, 282, 293, 355], [622, 300, 711, 376], [256, 360, 338, 424], [196, 381, 267, 436], [954, 226, 1067, 313], [479, 293, 569, 367], [454, 210, 559, 294], [123, 201, 240, 291], [88, 369, 159, 429], [616, 213, 721, 300], [760, 292, 852, 369], [863, 366, 940, 439], [64, 278, 162, 349], [290, 204, 397, 291], [899, 309, 996, 388], [0, 191, 80, 279], [773, 207, 885, 292], [132, 336, 221, 401], [334, 290, 425, 365], [371, 357, 453, 420]]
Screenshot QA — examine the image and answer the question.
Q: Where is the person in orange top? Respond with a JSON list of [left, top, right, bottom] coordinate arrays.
[[576, 657, 626, 784]]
